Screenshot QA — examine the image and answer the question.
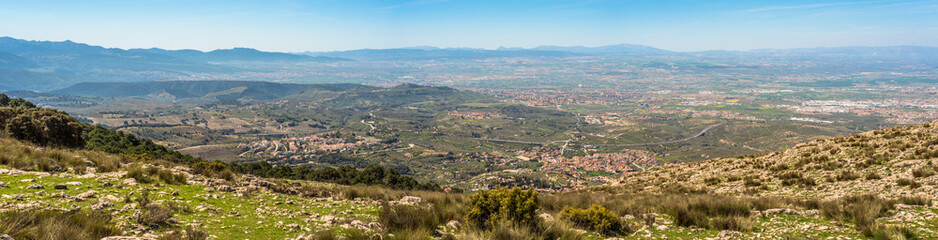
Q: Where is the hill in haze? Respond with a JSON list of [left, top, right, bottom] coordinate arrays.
[[0, 37, 350, 92], [51, 80, 363, 100], [312, 48, 586, 61], [530, 43, 670, 54], [130, 47, 349, 63]]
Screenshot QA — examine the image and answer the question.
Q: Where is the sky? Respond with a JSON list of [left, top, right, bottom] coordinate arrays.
[[0, 0, 936, 52]]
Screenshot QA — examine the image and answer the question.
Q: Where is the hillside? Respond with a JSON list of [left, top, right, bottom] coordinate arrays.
[[0, 94, 456, 240], [3, 92, 938, 239], [51, 81, 365, 100], [0, 37, 350, 92], [613, 120, 938, 199], [0, 137, 433, 240], [581, 120, 938, 239]]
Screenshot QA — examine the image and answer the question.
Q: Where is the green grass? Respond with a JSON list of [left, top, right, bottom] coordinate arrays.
[[0, 166, 380, 239]]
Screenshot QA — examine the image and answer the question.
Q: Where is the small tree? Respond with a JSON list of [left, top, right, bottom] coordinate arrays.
[[5, 108, 83, 148], [467, 187, 538, 229]]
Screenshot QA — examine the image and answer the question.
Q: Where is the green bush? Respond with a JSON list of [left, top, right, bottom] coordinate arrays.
[[467, 187, 539, 229], [560, 204, 625, 235], [1, 107, 84, 148]]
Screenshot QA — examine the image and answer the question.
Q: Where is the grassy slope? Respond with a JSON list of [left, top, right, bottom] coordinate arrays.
[[0, 138, 381, 239], [598, 119, 938, 239]]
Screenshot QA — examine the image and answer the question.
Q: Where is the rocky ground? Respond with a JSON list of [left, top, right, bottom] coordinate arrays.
[[602, 120, 938, 239]]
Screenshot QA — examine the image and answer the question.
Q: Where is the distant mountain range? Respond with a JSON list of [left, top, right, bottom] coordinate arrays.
[[311, 48, 586, 61], [23, 80, 488, 109], [307, 44, 670, 61], [2, 36, 938, 92], [51, 80, 365, 101], [130, 47, 347, 63], [0, 37, 348, 91]]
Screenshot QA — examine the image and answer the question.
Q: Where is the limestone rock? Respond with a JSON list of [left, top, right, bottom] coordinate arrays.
[[77, 190, 97, 199]]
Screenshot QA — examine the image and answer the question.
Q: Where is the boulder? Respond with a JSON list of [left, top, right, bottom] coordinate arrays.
[[26, 184, 42, 189], [392, 196, 422, 205], [122, 178, 138, 186], [53, 184, 68, 190], [77, 190, 97, 199], [320, 215, 337, 224], [538, 213, 554, 222], [90, 201, 114, 210], [446, 220, 461, 231]]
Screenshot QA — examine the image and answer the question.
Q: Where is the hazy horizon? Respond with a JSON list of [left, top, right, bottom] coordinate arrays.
[[1, 0, 936, 52], [7, 35, 938, 54]]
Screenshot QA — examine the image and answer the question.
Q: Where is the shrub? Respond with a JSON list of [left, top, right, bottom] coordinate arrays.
[[560, 204, 625, 235], [703, 176, 722, 185], [135, 204, 174, 227], [379, 202, 442, 232], [898, 196, 931, 206], [665, 195, 753, 231], [896, 178, 920, 189], [157, 226, 209, 240], [743, 176, 762, 187], [819, 195, 895, 237], [911, 167, 935, 178], [709, 216, 753, 232], [157, 168, 187, 185], [2, 107, 85, 148], [0, 210, 118, 240], [836, 170, 861, 181], [768, 163, 789, 172], [871, 224, 917, 240], [217, 169, 235, 181], [776, 171, 816, 186], [467, 187, 539, 229], [127, 164, 152, 184]]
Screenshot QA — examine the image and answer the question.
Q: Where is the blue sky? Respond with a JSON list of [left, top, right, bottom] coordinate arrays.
[[0, 0, 936, 52]]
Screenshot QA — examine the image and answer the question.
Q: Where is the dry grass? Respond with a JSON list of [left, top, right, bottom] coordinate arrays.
[[0, 210, 119, 240], [819, 195, 896, 237], [0, 138, 122, 174]]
